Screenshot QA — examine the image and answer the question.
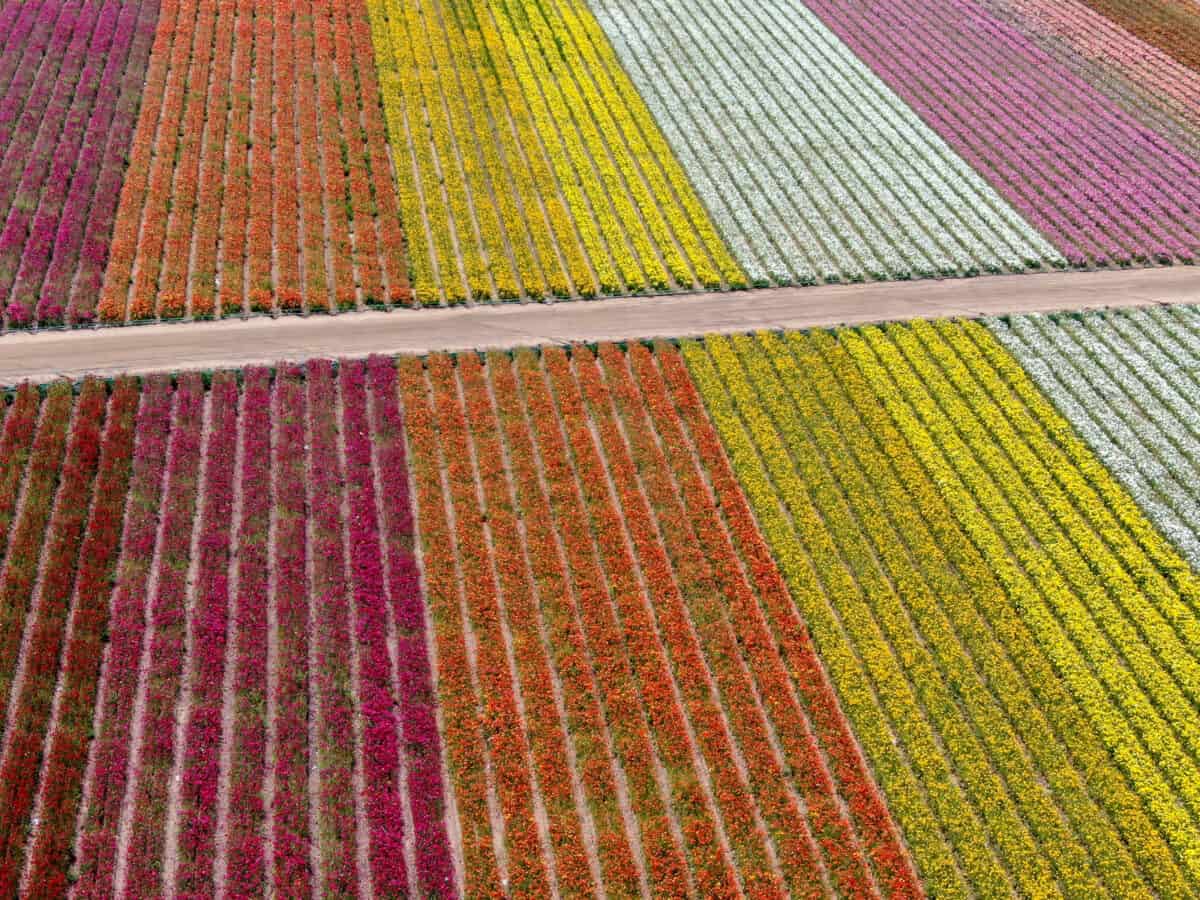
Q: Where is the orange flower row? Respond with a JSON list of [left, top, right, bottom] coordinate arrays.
[[487, 352, 644, 893], [424, 355, 551, 897], [456, 352, 603, 897], [397, 357, 502, 896], [656, 342, 924, 898]]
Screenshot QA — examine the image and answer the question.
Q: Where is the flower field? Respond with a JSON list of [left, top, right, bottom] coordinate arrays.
[[0, 363, 454, 897], [6, 314, 1200, 894], [2, 0, 1200, 328]]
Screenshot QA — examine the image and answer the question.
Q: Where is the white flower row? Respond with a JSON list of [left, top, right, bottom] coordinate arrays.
[[989, 313, 1200, 568], [585, 0, 1060, 285]]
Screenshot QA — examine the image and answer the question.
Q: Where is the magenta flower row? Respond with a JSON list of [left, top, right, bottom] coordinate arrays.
[[270, 364, 313, 897], [119, 372, 205, 897], [307, 359, 361, 894], [0, 0, 159, 328], [173, 373, 241, 897], [368, 354, 458, 897], [223, 366, 273, 897], [72, 377, 174, 897], [341, 358, 410, 894]]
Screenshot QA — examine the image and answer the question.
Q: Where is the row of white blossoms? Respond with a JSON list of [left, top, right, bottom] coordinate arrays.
[[587, 0, 1062, 285]]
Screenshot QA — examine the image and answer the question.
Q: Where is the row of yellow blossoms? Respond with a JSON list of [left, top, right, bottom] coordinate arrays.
[[684, 321, 1200, 898], [366, 0, 743, 303]]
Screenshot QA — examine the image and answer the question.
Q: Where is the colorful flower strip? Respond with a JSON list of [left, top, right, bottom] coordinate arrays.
[[750, 329, 1117, 895], [590, 343, 827, 896], [681, 337, 972, 899], [131, 0, 208, 321], [306, 359, 361, 894], [818, 326, 1191, 896], [455, 353, 604, 896], [656, 342, 925, 898], [397, 355, 504, 894], [540, 346, 743, 895], [840, 324, 1200, 888], [95, 0, 177, 324], [623, 341, 894, 897], [344, 11, 411, 306], [120, 372, 205, 896], [892, 320, 1200, 826], [156, 0, 220, 320], [366, 355, 455, 894], [184, 0, 235, 318], [589, 0, 1054, 285], [312, 0, 358, 310], [569, 346, 787, 895], [989, 310, 1200, 569], [0, 378, 111, 893], [935, 316, 1200, 720], [424, 353, 552, 895], [0, 1, 51, 100], [340, 358, 410, 893], [367, 0, 740, 301], [71, 377, 173, 896], [17, 379, 138, 897], [215, 0, 251, 317], [0, 2, 91, 242], [801, 0, 1200, 266], [270, 364, 312, 896], [0, 3, 75, 150], [173, 372, 240, 895], [99, 0, 406, 322], [1076, 0, 1200, 73], [2, 0, 135, 326], [794, 328, 1156, 897], [990, 0, 1200, 147], [553, 0, 740, 289], [271, 0, 302, 312], [485, 351, 644, 894], [221, 366, 272, 896], [511, 347, 693, 894], [293, 0, 328, 313], [512, 0, 696, 292], [0, 383, 76, 719], [0, 384, 43, 560]]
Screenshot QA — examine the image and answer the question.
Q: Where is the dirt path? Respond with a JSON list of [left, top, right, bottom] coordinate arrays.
[[2, 267, 1197, 384]]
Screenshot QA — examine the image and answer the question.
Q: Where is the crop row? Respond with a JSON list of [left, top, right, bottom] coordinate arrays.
[[366, 0, 743, 304], [398, 344, 918, 895], [0, 0, 159, 330], [798, 0, 1200, 268], [989, 306, 1200, 573], [989, 0, 1200, 145], [0, 369, 453, 895], [588, 0, 1057, 286], [95, 0, 409, 325], [1070, 0, 1200, 73], [685, 321, 1200, 897]]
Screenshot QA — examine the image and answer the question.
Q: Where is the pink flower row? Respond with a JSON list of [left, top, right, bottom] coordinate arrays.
[[72, 376, 174, 897], [0, 0, 158, 329], [802, 0, 1200, 267]]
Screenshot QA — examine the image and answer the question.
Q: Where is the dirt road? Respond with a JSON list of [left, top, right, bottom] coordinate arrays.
[[2, 266, 1196, 384]]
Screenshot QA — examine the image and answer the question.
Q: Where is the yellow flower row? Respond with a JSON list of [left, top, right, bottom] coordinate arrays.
[[844, 322, 1200, 887], [806, 327, 1183, 897], [880, 323, 1200, 815], [708, 332, 1065, 897], [759, 329, 1113, 898], [686, 324, 1200, 896], [683, 336, 978, 899], [366, 0, 744, 302]]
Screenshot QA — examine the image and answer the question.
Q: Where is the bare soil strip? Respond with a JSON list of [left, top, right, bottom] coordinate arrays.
[[0, 268, 1194, 385]]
